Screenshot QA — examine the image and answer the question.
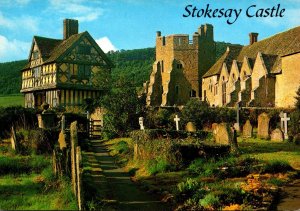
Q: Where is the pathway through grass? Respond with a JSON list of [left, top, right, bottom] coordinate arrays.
[[84, 140, 170, 211]]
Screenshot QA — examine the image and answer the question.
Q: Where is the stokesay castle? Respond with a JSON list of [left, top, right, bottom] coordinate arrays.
[[146, 24, 300, 108]]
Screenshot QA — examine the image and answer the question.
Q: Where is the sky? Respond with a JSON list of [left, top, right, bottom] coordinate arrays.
[[0, 0, 299, 62]]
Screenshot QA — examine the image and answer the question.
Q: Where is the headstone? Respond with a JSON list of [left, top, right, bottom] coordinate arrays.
[[212, 123, 218, 134], [139, 117, 145, 130], [10, 126, 17, 151], [174, 115, 180, 131], [271, 128, 284, 142], [257, 112, 270, 139], [280, 113, 290, 140], [185, 122, 196, 132], [37, 113, 56, 128], [233, 123, 240, 132], [58, 131, 67, 150], [243, 120, 253, 138], [214, 123, 232, 145], [70, 121, 78, 196]]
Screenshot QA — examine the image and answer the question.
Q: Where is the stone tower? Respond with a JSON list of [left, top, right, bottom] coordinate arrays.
[[147, 24, 216, 106]]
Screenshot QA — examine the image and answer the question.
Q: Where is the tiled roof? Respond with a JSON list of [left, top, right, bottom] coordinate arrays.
[[203, 45, 243, 78], [23, 31, 114, 70], [203, 26, 300, 78], [34, 36, 62, 59]]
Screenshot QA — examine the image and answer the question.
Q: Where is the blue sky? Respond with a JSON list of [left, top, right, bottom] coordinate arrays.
[[0, 0, 299, 62]]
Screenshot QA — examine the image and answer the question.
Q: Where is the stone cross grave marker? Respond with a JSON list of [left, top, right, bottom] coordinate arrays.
[[280, 112, 290, 140], [139, 117, 145, 130], [174, 115, 180, 131]]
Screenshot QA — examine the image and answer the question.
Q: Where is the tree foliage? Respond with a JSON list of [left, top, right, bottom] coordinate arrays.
[[98, 78, 146, 137]]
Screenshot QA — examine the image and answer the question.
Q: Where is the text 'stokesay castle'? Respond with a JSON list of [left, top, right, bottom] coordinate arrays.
[[146, 24, 300, 108], [20, 19, 113, 111]]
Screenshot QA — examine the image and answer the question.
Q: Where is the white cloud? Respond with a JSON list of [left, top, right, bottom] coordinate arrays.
[[0, 12, 39, 33], [0, 35, 31, 62], [95, 37, 117, 53], [49, 0, 103, 22]]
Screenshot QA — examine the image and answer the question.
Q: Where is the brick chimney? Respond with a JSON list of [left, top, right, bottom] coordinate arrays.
[[63, 19, 78, 40], [249, 33, 258, 45]]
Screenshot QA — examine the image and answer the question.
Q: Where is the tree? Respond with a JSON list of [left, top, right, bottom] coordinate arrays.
[[98, 77, 145, 137], [181, 98, 213, 129]]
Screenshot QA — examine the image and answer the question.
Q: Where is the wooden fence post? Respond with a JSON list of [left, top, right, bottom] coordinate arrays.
[[76, 146, 83, 210], [70, 121, 78, 196]]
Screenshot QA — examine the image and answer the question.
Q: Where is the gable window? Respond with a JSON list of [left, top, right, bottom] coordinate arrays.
[[78, 45, 91, 54], [33, 51, 39, 60]]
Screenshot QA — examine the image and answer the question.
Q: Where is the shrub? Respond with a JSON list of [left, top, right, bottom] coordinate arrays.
[[146, 157, 171, 175], [199, 193, 220, 209], [17, 128, 58, 155], [0, 106, 37, 138], [181, 99, 213, 129], [262, 160, 293, 173], [177, 178, 201, 194]]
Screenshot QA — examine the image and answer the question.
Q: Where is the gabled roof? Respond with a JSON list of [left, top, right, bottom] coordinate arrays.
[[23, 31, 114, 70], [33, 36, 62, 59], [203, 45, 243, 78], [260, 53, 281, 74], [203, 26, 300, 78], [236, 26, 300, 61]]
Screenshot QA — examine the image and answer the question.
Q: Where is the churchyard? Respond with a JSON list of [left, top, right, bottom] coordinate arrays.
[[1, 94, 300, 210]]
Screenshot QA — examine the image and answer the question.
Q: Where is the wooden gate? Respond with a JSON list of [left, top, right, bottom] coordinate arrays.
[[88, 119, 102, 139]]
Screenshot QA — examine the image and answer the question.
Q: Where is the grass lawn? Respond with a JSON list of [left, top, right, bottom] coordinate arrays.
[[0, 94, 24, 107], [0, 142, 77, 210], [238, 137, 300, 170]]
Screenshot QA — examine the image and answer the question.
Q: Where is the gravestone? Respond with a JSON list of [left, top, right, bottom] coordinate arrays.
[[58, 131, 67, 150], [37, 113, 56, 128], [243, 120, 253, 138], [10, 126, 17, 151], [174, 115, 180, 131], [214, 123, 232, 145], [212, 123, 218, 134], [271, 128, 284, 142], [257, 112, 270, 139], [185, 122, 196, 132], [139, 117, 145, 130], [280, 112, 290, 140]]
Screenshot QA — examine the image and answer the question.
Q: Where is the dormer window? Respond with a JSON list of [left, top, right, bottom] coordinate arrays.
[[33, 51, 39, 60]]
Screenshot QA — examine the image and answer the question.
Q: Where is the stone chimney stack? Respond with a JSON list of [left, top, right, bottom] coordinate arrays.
[[63, 19, 78, 40], [249, 33, 259, 45]]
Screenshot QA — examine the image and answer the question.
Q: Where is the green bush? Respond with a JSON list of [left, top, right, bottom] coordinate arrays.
[[0, 106, 37, 138], [267, 177, 285, 186], [177, 178, 201, 194], [262, 160, 293, 173], [199, 193, 220, 209], [17, 128, 58, 155], [146, 157, 171, 175]]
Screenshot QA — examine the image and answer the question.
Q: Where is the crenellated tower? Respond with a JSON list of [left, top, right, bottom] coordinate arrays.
[[146, 24, 216, 106]]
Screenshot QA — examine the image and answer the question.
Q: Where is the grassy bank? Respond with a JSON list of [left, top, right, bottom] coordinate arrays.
[[104, 136, 300, 210], [0, 94, 23, 107], [0, 142, 77, 210]]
